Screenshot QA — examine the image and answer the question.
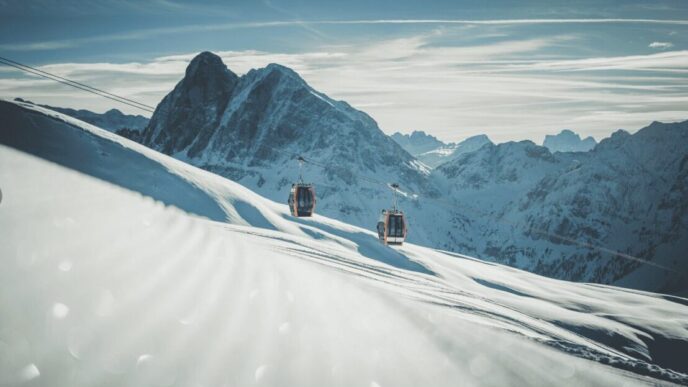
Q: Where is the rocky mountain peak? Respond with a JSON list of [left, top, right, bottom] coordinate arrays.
[[597, 129, 631, 149], [543, 129, 596, 153], [185, 51, 236, 80], [264, 62, 298, 76], [391, 130, 446, 155], [142, 52, 240, 154], [456, 134, 491, 150], [141, 51, 426, 191]]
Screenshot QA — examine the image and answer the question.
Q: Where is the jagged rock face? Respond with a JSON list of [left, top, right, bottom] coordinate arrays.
[[391, 130, 446, 155], [521, 123, 688, 288], [142, 54, 418, 173], [543, 129, 597, 153], [201, 64, 415, 174], [451, 135, 491, 157], [143, 51, 239, 155]]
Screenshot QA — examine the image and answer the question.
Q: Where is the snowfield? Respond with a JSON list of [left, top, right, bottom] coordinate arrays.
[[1, 99, 688, 386]]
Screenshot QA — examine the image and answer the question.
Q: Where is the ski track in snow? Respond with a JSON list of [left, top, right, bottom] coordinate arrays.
[[1, 99, 688, 386]]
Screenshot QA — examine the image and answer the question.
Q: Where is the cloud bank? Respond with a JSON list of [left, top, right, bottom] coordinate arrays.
[[1, 30, 687, 143]]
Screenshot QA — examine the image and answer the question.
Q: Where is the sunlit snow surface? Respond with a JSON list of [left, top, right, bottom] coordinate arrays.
[[1, 99, 688, 386]]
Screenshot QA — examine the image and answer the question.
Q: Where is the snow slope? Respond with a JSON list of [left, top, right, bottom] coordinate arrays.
[[2, 99, 688, 386], [13, 98, 149, 134]]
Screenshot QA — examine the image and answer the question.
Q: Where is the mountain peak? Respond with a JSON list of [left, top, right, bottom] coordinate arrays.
[[391, 131, 446, 155], [185, 51, 237, 80], [253, 63, 305, 85], [142, 52, 240, 154], [104, 108, 123, 116], [141, 55, 424, 192], [543, 129, 596, 153], [265, 62, 294, 73], [460, 134, 491, 145]]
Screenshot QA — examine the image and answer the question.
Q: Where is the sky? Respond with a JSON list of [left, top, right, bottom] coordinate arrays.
[[1, 0, 687, 144]]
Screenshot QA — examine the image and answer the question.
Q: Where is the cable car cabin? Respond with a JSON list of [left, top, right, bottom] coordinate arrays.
[[377, 210, 407, 245], [288, 184, 316, 217]]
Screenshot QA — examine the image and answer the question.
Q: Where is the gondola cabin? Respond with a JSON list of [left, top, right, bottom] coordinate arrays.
[[377, 209, 407, 245], [288, 183, 316, 217]]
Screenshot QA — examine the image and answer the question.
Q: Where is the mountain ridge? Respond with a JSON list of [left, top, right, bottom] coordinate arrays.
[[391, 131, 494, 168], [13, 97, 149, 134]]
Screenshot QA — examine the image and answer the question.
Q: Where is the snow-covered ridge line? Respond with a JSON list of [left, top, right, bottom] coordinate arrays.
[[1, 98, 688, 385]]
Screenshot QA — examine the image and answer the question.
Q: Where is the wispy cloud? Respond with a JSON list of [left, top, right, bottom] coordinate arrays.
[[492, 50, 688, 72], [1, 31, 687, 144], [649, 41, 674, 49], [313, 18, 688, 26], [3, 18, 688, 51], [0, 21, 303, 51]]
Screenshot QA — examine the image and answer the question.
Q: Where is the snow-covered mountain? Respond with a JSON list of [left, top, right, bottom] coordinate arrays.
[[543, 129, 597, 153], [419, 134, 493, 168], [434, 130, 688, 294], [2, 98, 688, 386], [140, 51, 434, 232], [14, 97, 149, 136], [391, 131, 493, 169], [391, 130, 445, 155], [139, 52, 687, 294]]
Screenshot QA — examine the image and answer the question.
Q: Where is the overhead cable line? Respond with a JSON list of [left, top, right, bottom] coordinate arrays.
[[0, 56, 155, 113]]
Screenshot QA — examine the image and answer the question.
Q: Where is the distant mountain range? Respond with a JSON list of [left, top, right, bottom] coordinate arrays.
[[25, 52, 688, 294], [392, 131, 493, 168], [390, 131, 446, 155], [13, 98, 149, 135], [391, 129, 597, 169], [544, 129, 597, 153]]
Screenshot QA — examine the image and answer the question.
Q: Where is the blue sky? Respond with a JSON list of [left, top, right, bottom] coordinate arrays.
[[1, 0, 687, 143]]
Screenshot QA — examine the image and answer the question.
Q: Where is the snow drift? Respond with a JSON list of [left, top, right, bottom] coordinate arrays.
[[1, 99, 688, 386]]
